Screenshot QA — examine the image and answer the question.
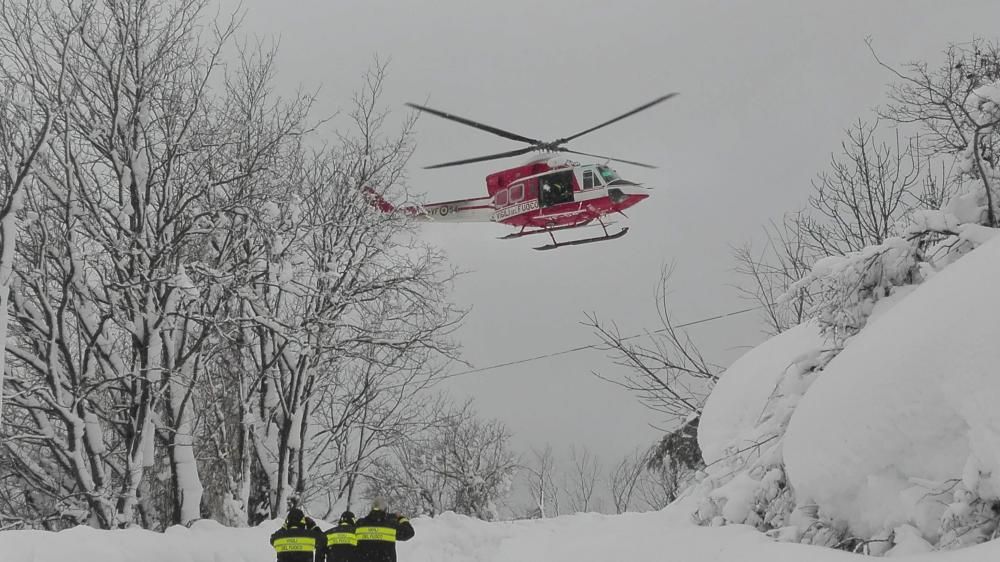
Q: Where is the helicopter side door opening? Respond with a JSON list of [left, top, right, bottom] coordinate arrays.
[[538, 170, 575, 208]]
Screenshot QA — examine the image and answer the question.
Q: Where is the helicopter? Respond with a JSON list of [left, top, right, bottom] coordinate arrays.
[[366, 93, 676, 250]]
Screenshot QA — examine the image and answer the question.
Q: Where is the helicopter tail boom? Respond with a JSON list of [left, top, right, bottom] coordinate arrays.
[[417, 197, 494, 222], [364, 187, 494, 222]]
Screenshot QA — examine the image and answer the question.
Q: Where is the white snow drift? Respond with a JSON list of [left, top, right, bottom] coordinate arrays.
[[698, 321, 826, 466], [783, 233, 1000, 540], [3, 500, 1000, 562]]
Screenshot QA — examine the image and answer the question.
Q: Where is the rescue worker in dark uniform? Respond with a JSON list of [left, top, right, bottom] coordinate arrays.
[[323, 510, 358, 562], [270, 507, 327, 562], [354, 497, 414, 562]]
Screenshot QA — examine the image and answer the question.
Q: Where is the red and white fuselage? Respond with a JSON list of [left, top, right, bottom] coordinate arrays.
[[387, 157, 649, 231]]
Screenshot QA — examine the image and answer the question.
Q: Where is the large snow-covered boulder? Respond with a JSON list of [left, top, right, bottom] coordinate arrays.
[[699, 322, 826, 465], [783, 234, 1000, 539]]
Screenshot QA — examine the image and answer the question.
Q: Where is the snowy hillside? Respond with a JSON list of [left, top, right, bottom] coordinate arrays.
[[698, 322, 826, 466], [784, 232, 1000, 548], [689, 223, 1000, 554], [3, 500, 1000, 562]]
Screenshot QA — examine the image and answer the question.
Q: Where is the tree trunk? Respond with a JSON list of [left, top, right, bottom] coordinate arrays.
[[168, 366, 204, 525], [0, 187, 27, 424]]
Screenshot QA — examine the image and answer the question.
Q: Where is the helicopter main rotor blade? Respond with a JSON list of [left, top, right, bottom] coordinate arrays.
[[558, 93, 678, 144], [558, 148, 658, 169], [406, 102, 543, 145], [423, 146, 538, 169]]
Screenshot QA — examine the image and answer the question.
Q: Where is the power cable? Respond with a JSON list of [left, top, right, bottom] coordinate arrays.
[[436, 305, 761, 382]]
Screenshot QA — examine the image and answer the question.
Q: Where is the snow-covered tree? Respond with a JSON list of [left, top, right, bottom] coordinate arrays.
[[0, 0, 460, 531], [366, 398, 516, 521], [732, 214, 815, 335], [565, 445, 601, 513], [874, 37, 1000, 226], [689, 38, 1000, 557], [0, 0, 256, 529], [521, 444, 560, 518], [802, 119, 924, 256], [223, 61, 460, 520], [608, 449, 644, 514], [733, 117, 947, 335], [0, 0, 57, 437], [301, 345, 447, 520], [586, 266, 717, 422]]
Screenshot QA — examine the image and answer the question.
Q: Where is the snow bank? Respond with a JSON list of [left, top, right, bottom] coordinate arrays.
[[0, 519, 270, 562], [691, 321, 831, 533], [784, 233, 1000, 541], [2, 501, 1000, 562], [698, 322, 826, 465]]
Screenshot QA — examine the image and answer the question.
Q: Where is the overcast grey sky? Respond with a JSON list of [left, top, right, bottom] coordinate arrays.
[[217, 0, 1000, 467]]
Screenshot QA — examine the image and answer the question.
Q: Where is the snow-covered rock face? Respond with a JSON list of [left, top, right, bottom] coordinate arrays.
[[698, 322, 826, 466], [783, 234, 1000, 540]]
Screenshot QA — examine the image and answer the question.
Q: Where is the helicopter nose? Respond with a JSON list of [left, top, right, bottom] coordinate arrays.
[[608, 188, 628, 204]]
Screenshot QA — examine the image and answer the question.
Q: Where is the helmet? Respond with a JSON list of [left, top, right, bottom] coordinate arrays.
[[339, 510, 356, 525], [371, 495, 388, 511], [285, 507, 306, 526]]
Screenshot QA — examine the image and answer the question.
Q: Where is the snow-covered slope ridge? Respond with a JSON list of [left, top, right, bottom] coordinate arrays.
[[690, 321, 833, 538], [698, 321, 827, 466], [784, 231, 1000, 547]]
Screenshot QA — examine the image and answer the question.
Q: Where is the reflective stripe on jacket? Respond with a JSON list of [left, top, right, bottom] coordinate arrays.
[[323, 523, 357, 562], [355, 526, 397, 542], [354, 510, 414, 562], [271, 523, 326, 562], [274, 536, 318, 552], [327, 532, 358, 546]]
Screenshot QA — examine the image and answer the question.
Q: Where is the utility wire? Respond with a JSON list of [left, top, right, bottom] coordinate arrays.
[[437, 305, 761, 382]]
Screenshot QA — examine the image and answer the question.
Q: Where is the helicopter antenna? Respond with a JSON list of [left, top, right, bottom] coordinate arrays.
[[405, 93, 676, 170]]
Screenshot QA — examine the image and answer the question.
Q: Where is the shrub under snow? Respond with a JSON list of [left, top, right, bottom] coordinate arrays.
[[691, 230, 1000, 555], [784, 232, 1000, 549]]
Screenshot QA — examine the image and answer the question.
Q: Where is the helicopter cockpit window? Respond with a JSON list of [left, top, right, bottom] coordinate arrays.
[[598, 166, 620, 183], [582, 169, 603, 190], [495, 189, 508, 207]]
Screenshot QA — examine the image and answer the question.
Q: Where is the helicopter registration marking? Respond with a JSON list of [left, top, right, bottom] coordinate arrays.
[[492, 200, 539, 222]]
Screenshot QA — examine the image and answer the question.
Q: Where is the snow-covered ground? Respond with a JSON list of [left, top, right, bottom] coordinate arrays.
[[1, 499, 999, 562]]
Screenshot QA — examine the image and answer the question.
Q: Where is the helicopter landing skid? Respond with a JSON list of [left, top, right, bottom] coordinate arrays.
[[533, 226, 629, 251], [498, 220, 596, 240]]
